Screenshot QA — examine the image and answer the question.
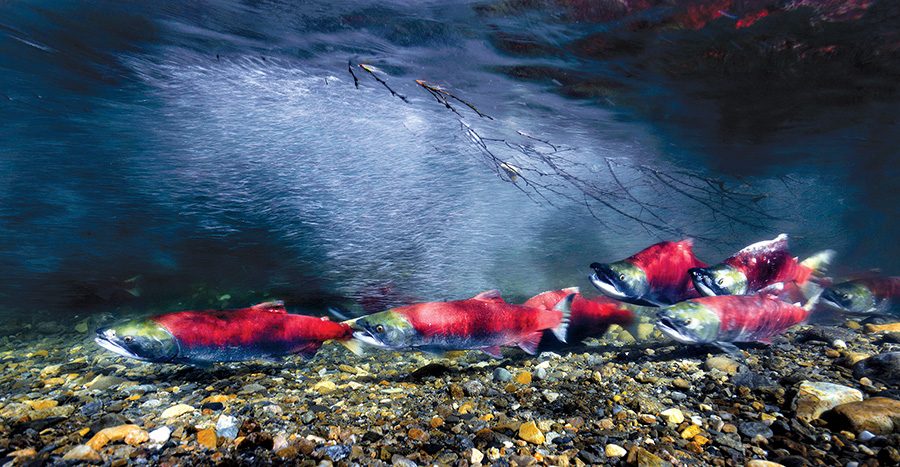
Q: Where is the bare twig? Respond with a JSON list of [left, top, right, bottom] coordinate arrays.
[[416, 80, 493, 119], [347, 60, 359, 89], [358, 64, 408, 103]]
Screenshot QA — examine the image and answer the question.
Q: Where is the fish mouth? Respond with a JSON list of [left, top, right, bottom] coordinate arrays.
[[94, 328, 146, 361], [654, 314, 694, 344], [817, 289, 846, 310], [351, 330, 388, 348], [689, 268, 720, 296], [589, 264, 627, 300]]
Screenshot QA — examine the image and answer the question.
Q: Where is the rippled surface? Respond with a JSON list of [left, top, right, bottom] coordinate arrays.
[[1, 0, 897, 314]]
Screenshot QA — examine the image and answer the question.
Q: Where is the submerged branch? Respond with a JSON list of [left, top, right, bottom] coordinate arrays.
[[343, 62, 781, 239], [358, 64, 409, 103]]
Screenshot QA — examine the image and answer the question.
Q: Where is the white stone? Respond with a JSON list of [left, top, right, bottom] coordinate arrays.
[[148, 426, 171, 446]]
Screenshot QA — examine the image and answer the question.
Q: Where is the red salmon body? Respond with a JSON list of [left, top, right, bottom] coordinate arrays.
[[857, 277, 900, 299], [629, 239, 707, 300], [152, 301, 352, 357], [723, 234, 812, 289], [700, 294, 810, 343], [524, 288, 635, 343], [395, 291, 562, 347]]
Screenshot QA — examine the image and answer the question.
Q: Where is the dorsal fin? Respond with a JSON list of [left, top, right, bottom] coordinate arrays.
[[472, 289, 504, 302], [251, 300, 287, 313]]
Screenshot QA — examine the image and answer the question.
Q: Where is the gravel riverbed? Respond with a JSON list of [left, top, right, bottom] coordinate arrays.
[[1, 315, 898, 466]]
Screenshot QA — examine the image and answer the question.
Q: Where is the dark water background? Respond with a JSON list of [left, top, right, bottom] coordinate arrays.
[[1, 0, 897, 316]]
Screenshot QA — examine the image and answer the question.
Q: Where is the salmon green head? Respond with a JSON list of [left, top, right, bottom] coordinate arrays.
[[655, 302, 720, 344], [820, 281, 875, 313], [690, 264, 748, 296], [95, 319, 179, 362], [589, 260, 650, 305], [348, 310, 418, 350]]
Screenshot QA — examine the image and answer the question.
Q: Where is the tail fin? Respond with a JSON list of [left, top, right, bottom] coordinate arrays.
[[551, 294, 574, 343], [799, 249, 836, 283]]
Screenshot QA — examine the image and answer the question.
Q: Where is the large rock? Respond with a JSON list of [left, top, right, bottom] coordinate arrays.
[[852, 352, 900, 386], [792, 381, 862, 423], [824, 397, 900, 435]]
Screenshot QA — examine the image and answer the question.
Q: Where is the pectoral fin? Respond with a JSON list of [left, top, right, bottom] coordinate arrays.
[[517, 332, 543, 355], [713, 341, 742, 357], [481, 346, 503, 358]]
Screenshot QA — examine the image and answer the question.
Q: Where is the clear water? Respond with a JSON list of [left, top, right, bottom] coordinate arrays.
[[1, 0, 897, 315]]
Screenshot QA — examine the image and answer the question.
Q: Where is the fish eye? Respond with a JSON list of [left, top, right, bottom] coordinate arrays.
[[375, 325, 385, 334], [618, 274, 626, 281], [716, 278, 724, 286], [123, 336, 134, 344]]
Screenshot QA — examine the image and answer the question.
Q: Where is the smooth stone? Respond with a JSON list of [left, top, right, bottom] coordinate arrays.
[[518, 420, 545, 444], [160, 403, 195, 419], [660, 408, 685, 425], [87, 424, 146, 450], [240, 383, 267, 394], [63, 445, 102, 462], [824, 397, 900, 435], [739, 421, 773, 439], [852, 352, 900, 385], [706, 356, 740, 375], [857, 430, 875, 441], [605, 443, 627, 457], [746, 461, 785, 467], [793, 381, 862, 423], [470, 447, 484, 464], [86, 375, 128, 391], [148, 426, 171, 446], [313, 380, 337, 394]]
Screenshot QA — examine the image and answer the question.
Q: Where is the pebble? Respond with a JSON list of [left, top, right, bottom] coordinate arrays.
[[197, 428, 217, 449], [825, 397, 900, 435], [672, 378, 691, 389], [86, 375, 128, 390], [659, 408, 685, 425], [160, 403, 195, 419], [857, 430, 875, 441], [493, 368, 512, 382], [705, 356, 740, 375], [515, 371, 532, 385], [214, 414, 238, 439], [63, 445, 102, 462], [605, 443, 627, 457], [463, 380, 485, 396], [739, 421, 773, 440], [852, 352, 900, 385], [313, 380, 337, 394], [87, 424, 146, 450], [148, 426, 171, 446], [746, 461, 785, 467], [470, 447, 485, 464], [793, 381, 862, 422], [681, 424, 702, 439], [240, 383, 266, 394], [518, 420, 545, 444]]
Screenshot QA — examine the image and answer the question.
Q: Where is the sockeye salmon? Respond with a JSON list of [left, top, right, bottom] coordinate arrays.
[[821, 276, 900, 314], [689, 234, 834, 297], [590, 239, 707, 306], [343, 289, 570, 357], [655, 287, 820, 354], [95, 301, 352, 365], [523, 287, 638, 345]]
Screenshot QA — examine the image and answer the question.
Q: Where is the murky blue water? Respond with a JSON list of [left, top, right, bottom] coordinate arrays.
[[1, 0, 897, 315]]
